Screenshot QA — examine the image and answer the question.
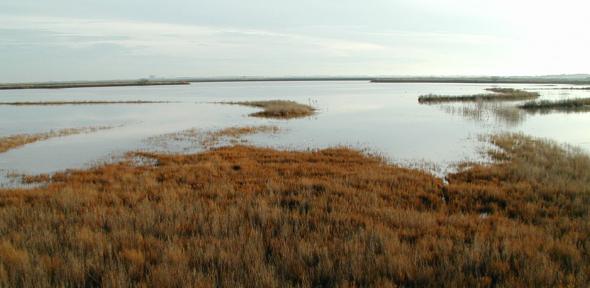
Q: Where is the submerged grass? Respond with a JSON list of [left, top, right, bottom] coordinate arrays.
[[518, 98, 590, 112], [0, 127, 113, 153], [148, 125, 281, 149], [222, 100, 315, 119], [0, 133, 589, 286], [419, 88, 540, 103]]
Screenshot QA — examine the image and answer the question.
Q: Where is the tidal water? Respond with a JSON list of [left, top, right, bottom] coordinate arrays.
[[1, 81, 589, 185]]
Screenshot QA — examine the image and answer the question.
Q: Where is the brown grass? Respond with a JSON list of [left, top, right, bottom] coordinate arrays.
[[518, 98, 590, 112], [419, 88, 540, 103], [0, 101, 170, 106], [0, 134, 588, 287], [222, 100, 316, 119], [0, 127, 113, 153]]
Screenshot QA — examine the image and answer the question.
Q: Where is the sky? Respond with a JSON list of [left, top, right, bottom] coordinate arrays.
[[1, 0, 589, 82]]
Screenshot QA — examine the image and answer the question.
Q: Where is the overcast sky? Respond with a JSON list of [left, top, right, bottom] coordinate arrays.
[[1, 0, 589, 82]]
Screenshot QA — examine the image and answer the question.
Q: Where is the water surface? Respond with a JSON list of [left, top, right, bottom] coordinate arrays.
[[1, 81, 589, 185]]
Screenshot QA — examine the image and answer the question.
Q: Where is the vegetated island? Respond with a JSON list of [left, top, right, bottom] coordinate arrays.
[[220, 100, 316, 119], [0, 133, 588, 286], [518, 98, 590, 112], [0, 79, 190, 90], [0, 126, 113, 153], [418, 88, 540, 103], [0, 101, 172, 106]]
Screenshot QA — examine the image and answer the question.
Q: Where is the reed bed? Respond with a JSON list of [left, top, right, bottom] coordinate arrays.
[[222, 100, 315, 119], [0, 133, 588, 287], [419, 88, 540, 103], [518, 98, 590, 112], [0, 126, 112, 153]]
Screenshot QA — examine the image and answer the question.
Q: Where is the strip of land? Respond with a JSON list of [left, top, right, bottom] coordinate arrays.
[[518, 98, 590, 112], [0, 133, 588, 286], [0, 126, 113, 153], [0, 80, 190, 90], [221, 100, 316, 119], [0, 101, 172, 106], [372, 76, 590, 85], [418, 88, 540, 103]]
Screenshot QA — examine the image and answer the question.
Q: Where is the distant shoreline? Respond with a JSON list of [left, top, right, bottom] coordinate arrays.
[[0, 80, 190, 90], [371, 77, 590, 85], [2, 76, 590, 90]]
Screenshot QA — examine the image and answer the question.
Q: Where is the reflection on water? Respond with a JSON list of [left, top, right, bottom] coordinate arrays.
[[437, 102, 526, 127], [1, 81, 589, 185]]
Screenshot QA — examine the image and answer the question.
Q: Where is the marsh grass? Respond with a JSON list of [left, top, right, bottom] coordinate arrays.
[[419, 88, 540, 103], [518, 98, 590, 112], [222, 100, 315, 119], [439, 102, 526, 126], [0, 133, 589, 287], [0, 101, 171, 106], [0, 126, 113, 153]]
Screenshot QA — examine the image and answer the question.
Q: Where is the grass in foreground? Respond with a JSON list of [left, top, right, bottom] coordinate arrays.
[[0, 133, 589, 287], [0, 127, 112, 153], [0, 101, 170, 106], [419, 88, 540, 103], [222, 100, 315, 119], [518, 98, 590, 112]]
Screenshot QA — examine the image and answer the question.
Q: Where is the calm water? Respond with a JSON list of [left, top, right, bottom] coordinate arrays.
[[1, 81, 589, 185]]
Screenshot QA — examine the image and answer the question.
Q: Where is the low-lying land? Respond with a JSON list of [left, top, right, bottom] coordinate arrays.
[[0, 101, 171, 106], [0, 133, 588, 287], [518, 98, 590, 112], [419, 88, 540, 103], [0, 80, 190, 90], [222, 100, 316, 119], [0, 126, 112, 153], [372, 76, 590, 85]]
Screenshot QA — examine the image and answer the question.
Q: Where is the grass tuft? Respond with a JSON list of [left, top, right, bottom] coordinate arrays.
[[221, 100, 315, 119]]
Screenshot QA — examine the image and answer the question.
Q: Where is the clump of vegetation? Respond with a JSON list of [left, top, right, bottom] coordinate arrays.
[[223, 100, 315, 119], [0, 133, 589, 286], [0, 101, 170, 106], [148, 125, 281, 149], [518, 98, 590, 112], [0, 126, 113, 153], [419, 88, 540, 103], [439, 102, 526, 126]]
